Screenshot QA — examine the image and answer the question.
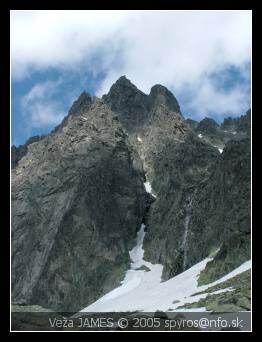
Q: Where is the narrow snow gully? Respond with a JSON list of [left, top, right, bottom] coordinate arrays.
[[144, 174, 157, 199], [182, 215, 190, 271], [181, 195, 194, 271]]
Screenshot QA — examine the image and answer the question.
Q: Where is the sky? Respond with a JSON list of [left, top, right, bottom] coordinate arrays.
[[11, 10, 251, 146]]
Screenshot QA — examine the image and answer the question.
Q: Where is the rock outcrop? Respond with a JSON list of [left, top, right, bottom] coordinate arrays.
[[11, 135, 45, 169]]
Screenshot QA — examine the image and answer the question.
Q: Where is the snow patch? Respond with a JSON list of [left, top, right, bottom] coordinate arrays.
[[218, 148, 223, 153], [144, 181, 157, 198], [137, 136, 142, 142], [80, 220, 251, 313], [181, 196, 193, 271], [182, 214, 190, 270], [198, 134, 203, 138]]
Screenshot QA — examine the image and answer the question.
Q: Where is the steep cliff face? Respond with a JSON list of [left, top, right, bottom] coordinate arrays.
[[102, 76, 150, 134], [11, 135, 45, 169], [143, 111, 250, 280], [196, 137, 251, 284], [12, 97, 147, 311], [11, 76, 251, 311], [143, 134, 219, 278]]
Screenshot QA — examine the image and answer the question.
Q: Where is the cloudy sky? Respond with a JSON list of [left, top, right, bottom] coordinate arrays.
[[11, 10, 251, 146]]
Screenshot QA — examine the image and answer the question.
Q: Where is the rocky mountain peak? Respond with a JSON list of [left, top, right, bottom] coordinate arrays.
[[113, 75, 136, 88], [104, 76, 146, 101], [50, 91, 93, 135], [103, 76, 184, 133], [68, 91, 93, 116], [102, 77, 149, 133], [149, 84, 181, 114], [196, 117, 219, 134]]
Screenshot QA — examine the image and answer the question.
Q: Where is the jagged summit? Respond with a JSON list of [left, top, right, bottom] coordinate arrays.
[[196, 117, 219, 134], [149, 84, 181, 113], [68, 91, 93, 116], [103, 76, 182, 132], [104, 75, 147, 101], [103, 77, 149, 132], [113, 75, 137, 88], [50, 91, 93, 135]]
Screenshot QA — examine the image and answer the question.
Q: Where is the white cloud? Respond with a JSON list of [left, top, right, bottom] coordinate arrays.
[[184, 81, 250, 120], [29, 103, 65, 127], [21, 80, 66, 128], [11, 10, 128, 79], [11, 10, 251, 117], [96, 11, 251, 94]]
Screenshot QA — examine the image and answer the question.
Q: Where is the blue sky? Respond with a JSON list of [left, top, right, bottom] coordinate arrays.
[[11, 67, 107, 145], [11, 10, 251, 146]]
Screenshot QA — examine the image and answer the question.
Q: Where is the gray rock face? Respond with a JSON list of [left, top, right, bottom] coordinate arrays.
[[103, 76, 186, 181], [142, 111, 250, 279], [143, 133, 219, 278], [189, 111, 250, 152], [52, 91, 93, 135], [185, 118, 198, 130], [68, 91, 93, 116], [196, 137, 251, 284], [103, 75, 182, 136], [11, 135, 45, 169], [221, 109, 251, 134], [149, 84, 181, 113], [12, 97, 147, 311], [11, 75, 251, 311], [102, 76, 150, 133]]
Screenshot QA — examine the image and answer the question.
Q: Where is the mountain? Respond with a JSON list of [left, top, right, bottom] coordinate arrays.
[[11, 76, 251, 313]]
